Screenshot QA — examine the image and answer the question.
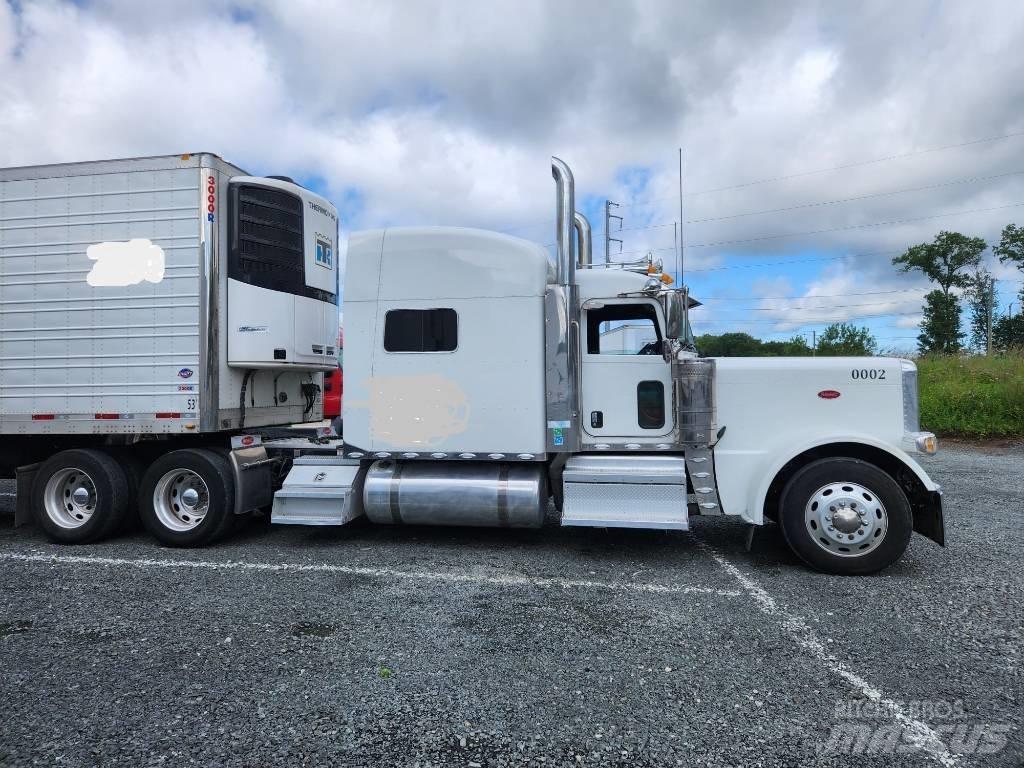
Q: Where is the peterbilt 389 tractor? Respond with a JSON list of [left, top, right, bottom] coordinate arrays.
[[1, 154, 942, 574]]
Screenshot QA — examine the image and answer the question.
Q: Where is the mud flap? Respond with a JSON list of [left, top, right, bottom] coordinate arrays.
[[912, 489, 945, 547], [14, 463, 40, 528]]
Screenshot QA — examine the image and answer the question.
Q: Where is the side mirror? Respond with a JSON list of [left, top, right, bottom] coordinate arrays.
[[665, 292, 684, 340]]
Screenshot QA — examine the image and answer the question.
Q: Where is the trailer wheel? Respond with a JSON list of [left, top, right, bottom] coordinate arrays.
[[139, 449, 235, 548], [32, 449, 129, 544], [778, 457, 912, 575], [109, 449, 146, 532]]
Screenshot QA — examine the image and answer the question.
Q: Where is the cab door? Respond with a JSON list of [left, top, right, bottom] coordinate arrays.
[[581, 299, 674, 440]]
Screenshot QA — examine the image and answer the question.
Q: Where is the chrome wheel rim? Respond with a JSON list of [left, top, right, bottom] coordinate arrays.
[[152, 469, 210, 532], [43, 468, 97, 529], [804, 481, 887, 558]]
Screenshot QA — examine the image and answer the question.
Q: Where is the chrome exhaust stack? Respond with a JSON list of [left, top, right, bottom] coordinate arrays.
[[552, 157, 575, 286], [545, 157, 581, 453], [573, 211, 592, 268]]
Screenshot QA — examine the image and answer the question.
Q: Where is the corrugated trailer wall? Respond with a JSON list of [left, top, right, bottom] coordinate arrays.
[[0, 160, 203, 434]]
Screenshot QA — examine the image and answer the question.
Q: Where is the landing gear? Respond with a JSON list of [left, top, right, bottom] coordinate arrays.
[[779, 458, 912, 575]]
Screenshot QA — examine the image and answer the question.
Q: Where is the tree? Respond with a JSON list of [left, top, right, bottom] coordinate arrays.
[[893, 231, 985, 355], [762, 335, 813, 356], [993, 313, 1024, 351], [892, 230, 986, 296], [695, 332, 763, 357], [965, 268, 995, 352], [815, 322, 877, 356], [694, 332, 812, 357], [994, 223, 1024, 305], [918, 290, 963, 353]]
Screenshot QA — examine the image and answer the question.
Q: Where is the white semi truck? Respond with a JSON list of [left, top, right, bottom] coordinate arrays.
[[2, 154, 943, 574]]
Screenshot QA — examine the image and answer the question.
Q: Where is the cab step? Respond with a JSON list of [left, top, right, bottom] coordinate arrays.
[[560, 454, 688, 530]]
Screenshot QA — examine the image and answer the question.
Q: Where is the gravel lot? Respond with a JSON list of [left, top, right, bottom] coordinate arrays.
[[0, 445, 1020, 767]]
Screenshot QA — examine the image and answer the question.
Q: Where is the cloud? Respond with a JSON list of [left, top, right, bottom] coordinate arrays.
[[3, 0, 1024, 333]]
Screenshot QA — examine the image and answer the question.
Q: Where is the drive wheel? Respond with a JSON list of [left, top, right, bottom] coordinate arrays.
[[779, 457, 912, 575], [32, 449, 129, 544], [139, 449, 235, 547]]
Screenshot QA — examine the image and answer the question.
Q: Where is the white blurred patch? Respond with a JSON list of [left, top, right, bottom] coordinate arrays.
[[86, 238, 165, 287]]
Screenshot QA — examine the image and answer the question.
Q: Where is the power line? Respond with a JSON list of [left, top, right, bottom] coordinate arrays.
[[690, 310, 925, 324], [686, 253, 880, 273], [699, 287, 929, 301], [714, 299, 925, 312], [497, 131, 1024, 237], [617, 129, 1024, 207], [597, 170, 1024, 234], [616, 200, 1024, 255]]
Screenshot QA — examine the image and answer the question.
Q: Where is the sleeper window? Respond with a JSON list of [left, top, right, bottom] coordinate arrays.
[[384, 309, 458, 352]]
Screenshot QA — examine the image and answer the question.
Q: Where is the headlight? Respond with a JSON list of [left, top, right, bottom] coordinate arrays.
[[901, 360, 919, 433]]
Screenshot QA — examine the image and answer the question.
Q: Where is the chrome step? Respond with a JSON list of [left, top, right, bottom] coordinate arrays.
[[561, 454, 688, 530], [685, 447, 723, 515]]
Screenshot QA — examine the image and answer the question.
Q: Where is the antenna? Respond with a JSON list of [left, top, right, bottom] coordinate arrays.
[[678, 148, 685, 285]]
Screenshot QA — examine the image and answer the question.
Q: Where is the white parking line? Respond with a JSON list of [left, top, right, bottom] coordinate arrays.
[[693, 536, 959, 768], [0, 551, 742, 598]]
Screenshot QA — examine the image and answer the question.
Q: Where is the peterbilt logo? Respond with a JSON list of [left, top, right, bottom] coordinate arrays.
[[177, 368, 194, 379]]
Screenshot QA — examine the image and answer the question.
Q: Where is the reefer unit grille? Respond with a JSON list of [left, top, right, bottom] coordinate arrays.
[[230, 185, 305, 288], [229, 184, 334, 303]]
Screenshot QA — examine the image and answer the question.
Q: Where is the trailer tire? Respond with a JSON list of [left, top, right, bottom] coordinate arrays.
[[778, 457, 912, 575], [109, 449, 146, 532], [139, 449, 235, 548], [32, 449, 130, 544]]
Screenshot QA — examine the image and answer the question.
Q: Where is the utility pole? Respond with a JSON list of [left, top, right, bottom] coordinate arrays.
[[604, 200, 622, 263], [987, 276, 995, 355], [812, 330, 817, 357]]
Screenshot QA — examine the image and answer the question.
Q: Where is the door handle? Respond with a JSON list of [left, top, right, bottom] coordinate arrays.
[[590, 411, 603, 428]]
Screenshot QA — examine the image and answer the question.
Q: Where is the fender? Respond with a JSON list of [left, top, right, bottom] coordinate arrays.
[[721, 433, 939, 526]]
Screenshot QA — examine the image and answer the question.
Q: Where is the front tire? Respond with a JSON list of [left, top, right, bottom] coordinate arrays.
[[139, 449, 235, 548], [32, 449, 129, 544], [778, 458, 912, 575]]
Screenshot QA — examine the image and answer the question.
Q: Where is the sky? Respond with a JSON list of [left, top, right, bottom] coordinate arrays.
[[2, 0, 1023, 352]]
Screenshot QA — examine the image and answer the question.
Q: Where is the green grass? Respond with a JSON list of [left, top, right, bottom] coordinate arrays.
[[917, 353, 1024, 438]]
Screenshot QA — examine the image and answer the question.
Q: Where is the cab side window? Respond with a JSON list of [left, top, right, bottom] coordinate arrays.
[[586, 303, 662, 355]]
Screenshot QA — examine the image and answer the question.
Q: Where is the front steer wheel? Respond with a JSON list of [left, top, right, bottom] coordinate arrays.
[[778, 458, 912, 575], [139, 449, 236, 548]]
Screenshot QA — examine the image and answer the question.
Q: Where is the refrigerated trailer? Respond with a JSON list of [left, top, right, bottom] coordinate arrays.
[[1, 153, 339, 546], [4, 154, 944, 574]]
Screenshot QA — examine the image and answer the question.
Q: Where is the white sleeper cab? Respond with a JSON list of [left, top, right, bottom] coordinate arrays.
[[1, 154, 942, 574]]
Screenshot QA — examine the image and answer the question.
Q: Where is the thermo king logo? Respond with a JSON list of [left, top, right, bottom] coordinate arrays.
[[177, 368, 194, 379], [315, 237, 333, 269]]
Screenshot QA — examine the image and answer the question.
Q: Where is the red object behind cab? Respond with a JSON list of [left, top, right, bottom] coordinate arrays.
[[323, 331, 344, 418]]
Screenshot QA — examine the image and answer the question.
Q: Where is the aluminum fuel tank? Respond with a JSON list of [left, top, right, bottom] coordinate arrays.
[[363, 460, 547, 528]]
